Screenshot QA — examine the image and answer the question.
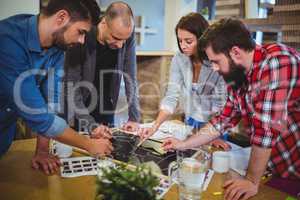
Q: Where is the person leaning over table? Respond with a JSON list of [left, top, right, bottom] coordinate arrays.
[[162, 18, 300, 200], [62, 1, 140, 133], [139, 12, 230, 150], [0, 0, 113, 175]]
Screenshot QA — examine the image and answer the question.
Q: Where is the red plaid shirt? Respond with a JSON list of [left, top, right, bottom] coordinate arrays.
[[210, 44, 300, 179]]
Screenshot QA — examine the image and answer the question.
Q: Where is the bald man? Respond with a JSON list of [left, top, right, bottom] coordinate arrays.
[[62, 1, 140, 133]]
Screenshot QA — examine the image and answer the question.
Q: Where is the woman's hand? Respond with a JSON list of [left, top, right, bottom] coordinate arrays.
[[162, 137, 186, 151]]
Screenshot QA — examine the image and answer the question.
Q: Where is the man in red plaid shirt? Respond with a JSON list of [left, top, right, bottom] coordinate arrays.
[[162, 18, 300, 200]]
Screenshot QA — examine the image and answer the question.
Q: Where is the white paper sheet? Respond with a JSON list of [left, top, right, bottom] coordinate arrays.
[[203, 169, 214, 191], [140, 121, 193, 141], [155, 177, 172, 199], [227, 142, 251, 176]]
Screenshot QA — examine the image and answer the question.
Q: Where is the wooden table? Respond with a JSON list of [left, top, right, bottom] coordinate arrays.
[[0, 139, 290, 200]]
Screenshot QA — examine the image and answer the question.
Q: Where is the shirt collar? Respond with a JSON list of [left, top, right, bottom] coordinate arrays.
[[246, 44, 264, 82], [27, 15, 43, 53], [202, 59, 211, 68], [253, 44, 264, 65], [27, 15, 61, 55]]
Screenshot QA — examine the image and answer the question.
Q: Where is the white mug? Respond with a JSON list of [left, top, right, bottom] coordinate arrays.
[[55, 141, 73, 158], [212, 151, 230, 173]]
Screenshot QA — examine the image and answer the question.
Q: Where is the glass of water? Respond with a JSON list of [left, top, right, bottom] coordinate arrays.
[[169, 148, 211, 200]]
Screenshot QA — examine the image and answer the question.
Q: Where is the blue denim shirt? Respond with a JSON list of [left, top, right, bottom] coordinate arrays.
[[0, 14, 68, 155]]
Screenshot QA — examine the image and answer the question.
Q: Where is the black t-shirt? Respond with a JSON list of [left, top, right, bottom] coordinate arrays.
[[91, 42, 118, 123]]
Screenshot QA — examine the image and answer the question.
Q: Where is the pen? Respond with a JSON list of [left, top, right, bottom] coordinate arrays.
[[136, 138, 146, 147]]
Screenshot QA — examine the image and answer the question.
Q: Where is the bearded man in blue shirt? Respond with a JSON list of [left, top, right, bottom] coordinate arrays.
[[0, 0, 113, 174]]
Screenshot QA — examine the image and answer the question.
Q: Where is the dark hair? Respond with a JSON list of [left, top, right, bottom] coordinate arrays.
[[41, 0, 101, 25], [198, 18, 255, 55], [175, 12, 209, 61], [104, 1, 133, 27]]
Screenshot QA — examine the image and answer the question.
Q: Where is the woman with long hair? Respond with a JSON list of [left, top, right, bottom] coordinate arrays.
[[139, 13, 230, 150]]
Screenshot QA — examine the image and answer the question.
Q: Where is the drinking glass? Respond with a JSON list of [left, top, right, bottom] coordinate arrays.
[[168, 148, 211, 200]]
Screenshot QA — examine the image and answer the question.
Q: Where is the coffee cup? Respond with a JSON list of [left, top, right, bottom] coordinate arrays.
[[55, 141, 73, 158]]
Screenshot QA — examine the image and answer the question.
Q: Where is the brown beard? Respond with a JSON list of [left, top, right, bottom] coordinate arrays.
[[52, 24, 72, 51], [221, 57, 248, 91]]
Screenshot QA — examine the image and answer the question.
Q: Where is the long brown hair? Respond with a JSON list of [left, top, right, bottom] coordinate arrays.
[[175, 12, 209, 61]]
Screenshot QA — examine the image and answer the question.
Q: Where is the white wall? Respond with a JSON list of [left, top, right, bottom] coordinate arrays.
[[245, 0, 258, 19], [100, 0, 165, 51], [0, 0, 40, 20], [164, 0, 197, 51]]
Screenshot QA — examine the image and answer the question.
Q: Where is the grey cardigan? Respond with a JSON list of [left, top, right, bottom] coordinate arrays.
[[62, 26, 140, 126], [160, 52, 227, 122]]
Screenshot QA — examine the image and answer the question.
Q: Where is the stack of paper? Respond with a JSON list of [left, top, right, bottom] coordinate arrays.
[[140, 121, 193, 141]]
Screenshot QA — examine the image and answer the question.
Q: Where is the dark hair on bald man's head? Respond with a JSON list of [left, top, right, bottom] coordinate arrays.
[[41, 0, 101, 25], [104, 1, 134, 28]]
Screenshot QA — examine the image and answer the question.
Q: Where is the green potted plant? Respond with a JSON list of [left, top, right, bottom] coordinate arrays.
[[96, 165, 160, 200]]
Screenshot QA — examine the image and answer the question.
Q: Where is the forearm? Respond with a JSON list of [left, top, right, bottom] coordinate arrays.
[[53, 127, 90, 151], [153, 110, 172, 129], [36, 135, 50, 153], [181, 123, 220, 149], [246, 145, 272, 185]]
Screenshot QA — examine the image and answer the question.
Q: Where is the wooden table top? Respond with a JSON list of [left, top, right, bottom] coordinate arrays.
[[0, 139, 290, 200]]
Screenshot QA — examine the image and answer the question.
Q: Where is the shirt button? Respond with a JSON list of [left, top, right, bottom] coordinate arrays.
[[6, 108, 11, 112]]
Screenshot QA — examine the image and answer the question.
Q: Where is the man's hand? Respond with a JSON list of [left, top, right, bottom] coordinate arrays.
[[31, 151, 60, 175], [210, 138, 231, 151], [91, 125, 112, 139], [32, 135, 60, 175], [223, 178, 259, 200], [223, 144, 271, 200], [162, 137, 186, 151], [54, 128, 114, 159], [87, 138, 113, 157], [122, 121, 139, 132]]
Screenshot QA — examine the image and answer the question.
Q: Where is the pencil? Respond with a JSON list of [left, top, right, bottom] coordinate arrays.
[[136, 138, 146, 147]]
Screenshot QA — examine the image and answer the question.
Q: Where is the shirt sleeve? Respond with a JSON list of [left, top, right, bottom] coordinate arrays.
[[211, 75, 227, 113], [160, 53, 184, 113], [249, 56, 298, 148], [0, 36, 68, 137], [123, 31, 141, 122], [209, 87, 242, 135], [40, 51, 64, 113]]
